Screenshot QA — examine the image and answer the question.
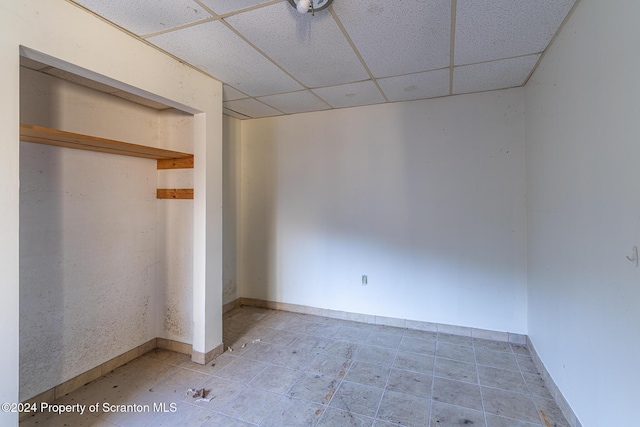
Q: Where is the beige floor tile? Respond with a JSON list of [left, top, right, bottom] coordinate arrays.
[[22, 306, 571, 427]]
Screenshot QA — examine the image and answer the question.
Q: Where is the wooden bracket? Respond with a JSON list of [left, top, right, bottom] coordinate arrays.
[[21, 124, 195, 202], [157, 189, 194, 199], [157, 156, 194, 169]]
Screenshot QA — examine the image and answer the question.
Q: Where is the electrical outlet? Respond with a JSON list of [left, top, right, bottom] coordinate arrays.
[[362, 275, 368, 285]]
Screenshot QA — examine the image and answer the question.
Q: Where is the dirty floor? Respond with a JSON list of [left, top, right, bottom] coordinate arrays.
[[20, 306, 570, 426]]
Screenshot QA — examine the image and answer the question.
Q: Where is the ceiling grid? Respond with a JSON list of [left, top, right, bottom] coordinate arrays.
[[449, 0, 457, 96], [61, 0, 579, 118]]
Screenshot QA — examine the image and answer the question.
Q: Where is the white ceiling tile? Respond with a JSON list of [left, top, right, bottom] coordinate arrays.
[[312, 80, 386, 108], [223, 85, 249, 102], [223, 108, 250, 119], [198, 0, 272, 15], [333, 0, 451, 78], [72, 0, 212, 36], [378, 69, 450, 102], [43, 68, 120, 94], [455, 0, 576, 65], [225, 2, 369, 88], [453, 54, 540, 95], [224, 98, 282, 118], [71, 0, 575, 113], [148, 20, 303, 96], [257, 90, 330, 114]]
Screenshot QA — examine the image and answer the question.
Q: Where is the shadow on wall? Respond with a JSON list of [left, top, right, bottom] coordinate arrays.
[[223, 115, 241, 306], [18, 66, 161, 401], [19, 143, 64, 401], [239, 95, 526, 329], [20, 68, 68, 400], [240, 120, 280, 301]]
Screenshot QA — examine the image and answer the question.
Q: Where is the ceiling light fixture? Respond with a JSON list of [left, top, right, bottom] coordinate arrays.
[[288, 0, 334, 15]]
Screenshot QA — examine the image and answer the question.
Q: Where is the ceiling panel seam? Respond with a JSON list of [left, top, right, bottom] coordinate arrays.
[[66, 0, 227, 85], [522, 0, 582, 86], [252, 96, 287, 115], [141, 17, 219, 40], [219, 18, 308, 90], [66, 0, 580, 119], [449, 0, 457, 96], [216, 0, 284, 19], [306, 90, 333, 109], [458, 52, 544, 68], [329, 8, 389, 103]]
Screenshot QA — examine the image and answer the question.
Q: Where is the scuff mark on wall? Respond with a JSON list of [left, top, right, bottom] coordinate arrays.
[[164, 305, 187, 338], [223, 279, 237, 305], [19, 67, 192, 401]]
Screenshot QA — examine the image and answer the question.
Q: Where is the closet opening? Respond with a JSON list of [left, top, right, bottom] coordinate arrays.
[[18, 54, 197, 405]]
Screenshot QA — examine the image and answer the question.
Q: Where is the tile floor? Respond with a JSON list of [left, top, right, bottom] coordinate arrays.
[[20, 306, 570, 426]]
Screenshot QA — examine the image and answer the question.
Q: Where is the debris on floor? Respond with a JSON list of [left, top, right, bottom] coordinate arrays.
[[185, 388, 213, 402], [540, 410, 553, 427], [227, 346, 233, 352], [251, 339, 261, 343], [186, 388, 205, 398]]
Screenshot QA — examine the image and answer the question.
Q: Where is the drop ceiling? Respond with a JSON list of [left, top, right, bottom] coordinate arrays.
[[67, 0, 578, 119]]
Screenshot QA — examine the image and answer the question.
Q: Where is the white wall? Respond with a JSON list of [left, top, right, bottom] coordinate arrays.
[[19, 68, 180, 400], [1, 1, 222, 422], [157, 109, 195, 343], [0, 13, 22, 424], [223, 114, 242, 305], [240, 88, 528, 333], [525, 0, 640, 425]]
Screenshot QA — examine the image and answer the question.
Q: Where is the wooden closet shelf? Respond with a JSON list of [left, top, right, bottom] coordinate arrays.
[[20, 124, 193, 162], [157, 157, 194, 169], [157, 189, 194, 199]]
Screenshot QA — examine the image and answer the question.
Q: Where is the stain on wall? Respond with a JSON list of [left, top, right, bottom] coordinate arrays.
[[156, 110, 194, 343], [19, 68, 194, 400], [223, 279, 237, 305], [223, 115, 241, 305]]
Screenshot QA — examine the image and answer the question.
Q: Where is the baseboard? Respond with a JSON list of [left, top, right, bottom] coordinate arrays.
[[21, 302, 578, 427], [237, 298, 584, 423], [155, 338, 224, 365], [19, 337, 201, 420], [527, 337, 582, 427], [223, 298, 242, 314], [192, 343, 224, 365], [156, 337, 192, 355], [239, 297, 527, 345]]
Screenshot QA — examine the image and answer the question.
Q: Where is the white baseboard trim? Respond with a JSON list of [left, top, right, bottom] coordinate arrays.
[[527, 337, 582, 427], [19, 337, 212, 419], [237, 298, 583, 425], [238, 297, 527, 344]]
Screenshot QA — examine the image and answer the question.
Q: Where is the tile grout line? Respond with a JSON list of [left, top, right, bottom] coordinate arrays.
[[228, 307, 566, 426], [519, 349, 548, 427], [472, 338, 490, 427], [371, 340, 398, 423], [427, 334, 439, 427], [30, 306, 568, 427], [264, 307, 562, 425]]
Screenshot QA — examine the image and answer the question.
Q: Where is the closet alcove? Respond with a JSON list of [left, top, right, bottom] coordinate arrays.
[[19, 57, 196, 403]]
